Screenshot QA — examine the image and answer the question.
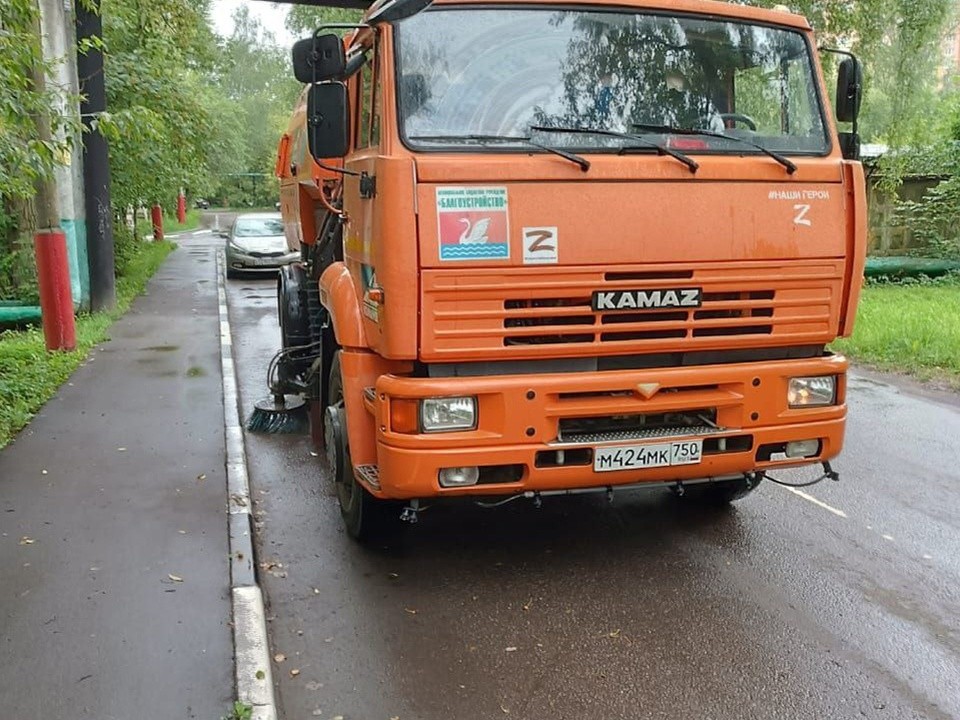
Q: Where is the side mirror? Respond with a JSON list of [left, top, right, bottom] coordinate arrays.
[[292, 34, 345, 84], [307, 83, 350, 160], [836, 57, 863, 123]]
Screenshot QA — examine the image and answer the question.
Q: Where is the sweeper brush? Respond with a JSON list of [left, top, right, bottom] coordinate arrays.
[[245, 343, 316, 434], [247, 394, 309, 434]]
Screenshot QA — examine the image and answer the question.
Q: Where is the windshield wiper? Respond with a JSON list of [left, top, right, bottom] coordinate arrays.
[[631, 123, 798, 175], [529, 125, 699, 174], [410, 134, 590, 172]]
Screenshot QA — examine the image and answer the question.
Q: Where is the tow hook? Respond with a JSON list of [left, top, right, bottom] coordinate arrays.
[[399, 499, 420, 524]]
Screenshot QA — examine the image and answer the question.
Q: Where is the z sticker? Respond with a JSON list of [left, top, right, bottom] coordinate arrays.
[[522, 227, 558, 264], [436, 187, 510, 261]]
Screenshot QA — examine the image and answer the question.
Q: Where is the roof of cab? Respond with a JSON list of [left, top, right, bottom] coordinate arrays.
[[265, 0, 811, 31]]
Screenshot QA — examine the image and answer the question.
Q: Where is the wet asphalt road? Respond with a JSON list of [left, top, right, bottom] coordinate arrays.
[[215, 243, 960, 720]]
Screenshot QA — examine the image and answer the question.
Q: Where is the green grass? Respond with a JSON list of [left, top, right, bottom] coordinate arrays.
[[833, 280, 960, 387], [0, 240, 175, 449], [162, 208, 202, 235]]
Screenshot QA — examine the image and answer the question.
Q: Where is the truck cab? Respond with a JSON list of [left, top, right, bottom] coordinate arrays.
[[274, 0, 867, 539]]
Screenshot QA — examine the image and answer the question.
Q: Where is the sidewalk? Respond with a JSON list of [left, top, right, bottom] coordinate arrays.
[[0, 241, 233, 718]]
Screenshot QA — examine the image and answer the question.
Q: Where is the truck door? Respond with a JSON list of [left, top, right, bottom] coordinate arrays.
[[342, 40, 384, 347]]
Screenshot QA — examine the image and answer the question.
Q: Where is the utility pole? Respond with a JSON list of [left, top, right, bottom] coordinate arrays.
[[31, 0, 76, 351], [76, 0, 116, 311]]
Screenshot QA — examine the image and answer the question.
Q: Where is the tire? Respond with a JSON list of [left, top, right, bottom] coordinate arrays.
[[325, 352, 398, 541], [675, 475, 761, 505]]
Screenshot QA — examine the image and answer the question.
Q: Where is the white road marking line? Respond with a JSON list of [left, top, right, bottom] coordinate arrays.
[[781, 486, 848, 518]]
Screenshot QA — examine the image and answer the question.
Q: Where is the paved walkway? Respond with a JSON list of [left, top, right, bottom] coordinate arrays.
[[0, 239, 233, 719]]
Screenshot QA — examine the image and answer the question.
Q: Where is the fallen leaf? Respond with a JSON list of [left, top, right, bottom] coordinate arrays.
[[505, 646, 517, 652], [274, 653, 286, 663], [608, 629, 621, 639], [289, 668, 301, 677], [255, 670, 265, 680], [404, 608, 417, 615], [313, 588, 320, 594], [117, 447, 126, 452], [311, 711, 322, 717], [501, 705, 510, 714], [168, 574, 183, 583], [196, 473, 206, 481], [522, 599, 532, 611], [19, 536, 35, 545], [41, 470, 48, 475], [178, 530, 187, 535], [388, 572, 399, 579]]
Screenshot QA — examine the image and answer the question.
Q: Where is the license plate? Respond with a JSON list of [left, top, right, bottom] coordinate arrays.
[[250, 257, 280, 267], [593, 439, 703, 473]]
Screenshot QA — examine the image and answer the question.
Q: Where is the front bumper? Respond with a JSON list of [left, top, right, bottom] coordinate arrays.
[[226, 247, 298, 271], [364, 355, 848, 499]]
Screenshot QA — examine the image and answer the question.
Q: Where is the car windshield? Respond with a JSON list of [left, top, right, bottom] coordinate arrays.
[[396, 9, 828, 155], [234, 218, 284, 237]]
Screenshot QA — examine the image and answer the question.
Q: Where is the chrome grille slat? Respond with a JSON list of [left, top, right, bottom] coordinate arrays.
[[556, 425, 719, 445]]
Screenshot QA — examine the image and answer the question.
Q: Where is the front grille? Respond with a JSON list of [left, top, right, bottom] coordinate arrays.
[[503, 291, 774, 346], [557, 425, 717, 445], [557, 408, 718, 445], [421, 260, 842, 362]]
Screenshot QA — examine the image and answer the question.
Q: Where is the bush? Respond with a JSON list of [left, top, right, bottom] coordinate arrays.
[[895, 176, 960, 260]]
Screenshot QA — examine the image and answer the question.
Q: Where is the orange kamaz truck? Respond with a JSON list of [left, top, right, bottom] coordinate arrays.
[[271, 0, 867, 539]]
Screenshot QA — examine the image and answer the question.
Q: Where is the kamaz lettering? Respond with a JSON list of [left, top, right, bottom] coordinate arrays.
[[592, 288, 703, 312]]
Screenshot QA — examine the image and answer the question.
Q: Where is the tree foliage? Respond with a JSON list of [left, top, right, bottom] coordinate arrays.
[[99, 0, 220, 210], [284, 6, 363, 38]]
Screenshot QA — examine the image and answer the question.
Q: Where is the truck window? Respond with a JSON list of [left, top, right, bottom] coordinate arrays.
[[395, 9, 828, 156], [355, 43, 381, 149]]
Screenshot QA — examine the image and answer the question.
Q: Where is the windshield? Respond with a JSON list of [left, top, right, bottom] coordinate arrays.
[[234, 218, 284, 237], [396, 9, 828, 155]]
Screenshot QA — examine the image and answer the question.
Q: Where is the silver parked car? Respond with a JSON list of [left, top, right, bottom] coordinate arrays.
[[224, 213, 297, 278]]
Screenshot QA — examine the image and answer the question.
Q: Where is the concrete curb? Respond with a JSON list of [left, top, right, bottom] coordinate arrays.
[[217, 251, 277, 720]]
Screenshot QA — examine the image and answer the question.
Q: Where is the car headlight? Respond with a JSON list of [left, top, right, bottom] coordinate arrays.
[[420, 397, 477, 432], [788, 376, 836, 408]]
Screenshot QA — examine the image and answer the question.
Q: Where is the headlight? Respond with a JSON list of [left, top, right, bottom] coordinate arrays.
[[788, 376, 836, 407], [420, 397, 477, 432]]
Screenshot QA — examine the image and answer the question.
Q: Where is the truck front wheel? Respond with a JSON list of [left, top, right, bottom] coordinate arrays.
[[325, 352, 398, 541], [674, 475, 761, 505]]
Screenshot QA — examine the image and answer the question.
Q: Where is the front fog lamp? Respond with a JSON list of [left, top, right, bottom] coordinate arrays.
[[420, 396, 477, 432], [439, 466, 480, 487], [788, 376, 837, 408]]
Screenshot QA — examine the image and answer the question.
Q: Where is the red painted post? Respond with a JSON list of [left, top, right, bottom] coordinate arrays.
[[176, 189, 186, 224], [34, 229, 77, 351], [151, 203, 164, 241]]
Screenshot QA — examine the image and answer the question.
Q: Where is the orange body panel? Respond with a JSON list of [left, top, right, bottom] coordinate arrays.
[[319, 263, 368, 349], [277, 0, 869, 501]]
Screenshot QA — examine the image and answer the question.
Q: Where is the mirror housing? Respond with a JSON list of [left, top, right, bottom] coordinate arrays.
[[307, 83, 350, 160], [836, 57, 863, 123], [292, 34, 345, 83], [366, 0, 433, 24]]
